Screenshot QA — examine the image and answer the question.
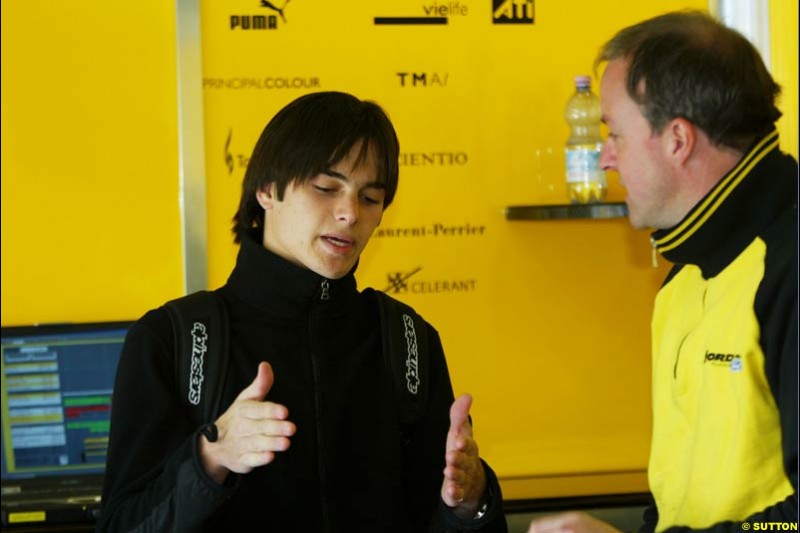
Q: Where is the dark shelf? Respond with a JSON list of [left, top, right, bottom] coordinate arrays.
[[505, 202, 628, 220]]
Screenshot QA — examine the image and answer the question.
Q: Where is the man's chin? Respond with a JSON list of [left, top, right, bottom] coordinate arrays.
[[312, 260, 357, 280]]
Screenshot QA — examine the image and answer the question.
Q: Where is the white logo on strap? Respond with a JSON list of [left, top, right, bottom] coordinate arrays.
[[403, 314, 420, 395], [188, 322, 208, 405]]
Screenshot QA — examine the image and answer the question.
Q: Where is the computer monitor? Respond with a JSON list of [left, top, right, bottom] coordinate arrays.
[[1, 321, 132, 482]]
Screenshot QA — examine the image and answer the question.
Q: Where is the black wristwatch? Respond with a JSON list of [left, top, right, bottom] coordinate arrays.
[[200, 422, 219, 443], [473, 500, 489, 519]]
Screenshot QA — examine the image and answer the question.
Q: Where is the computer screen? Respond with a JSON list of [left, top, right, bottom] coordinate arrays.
[[0, 322, 132, 481]]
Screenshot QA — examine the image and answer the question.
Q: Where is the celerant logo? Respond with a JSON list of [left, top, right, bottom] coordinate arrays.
[[385, 267, 423, 294], [384, 268, 478, 295], [188, 322, 208, 406], [230, 0, 291, 30], [492, 0, 534, 24]]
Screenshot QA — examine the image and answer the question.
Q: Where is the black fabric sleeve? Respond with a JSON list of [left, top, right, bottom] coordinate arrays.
[[432, 459, 507, 532], [639, 495, 658, 533], [96, 310, 238, 533], [401, 324, 507, 533]]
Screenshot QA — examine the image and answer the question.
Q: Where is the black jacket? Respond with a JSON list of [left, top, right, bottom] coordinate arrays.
[[98, 231, 507, 532]]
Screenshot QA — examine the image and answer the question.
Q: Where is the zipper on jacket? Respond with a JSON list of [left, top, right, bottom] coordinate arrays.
[[320, 279, 330, 301], [650, 236, 659, 268], [673, 336, 687, 379], [673, 286, 707, 379], [308, 311, 331, 532]]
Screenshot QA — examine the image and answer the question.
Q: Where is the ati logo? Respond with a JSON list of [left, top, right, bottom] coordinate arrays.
[[704, 351, 743, 372], [230, 0, 290, 30], [397, 72, 448, 87], [492, 0, 534, 24]]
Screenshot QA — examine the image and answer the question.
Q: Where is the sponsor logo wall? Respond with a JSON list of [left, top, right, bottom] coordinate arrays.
[[199, 0, 707, 495]]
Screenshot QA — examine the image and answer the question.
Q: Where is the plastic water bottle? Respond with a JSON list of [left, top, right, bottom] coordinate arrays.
[[565, 75, 607, 204]]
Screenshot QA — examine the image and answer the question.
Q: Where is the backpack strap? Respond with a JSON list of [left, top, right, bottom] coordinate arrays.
[[366, 288, 430, 436], [164, 290, 230, 426]]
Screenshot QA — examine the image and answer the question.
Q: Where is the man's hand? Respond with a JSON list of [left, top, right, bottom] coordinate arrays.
[[528, 512, 623, 533], [198, 362, 296, 483], [441, 393, 487, 519]]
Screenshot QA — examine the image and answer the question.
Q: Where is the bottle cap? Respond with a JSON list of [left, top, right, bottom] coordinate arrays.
[[574, 75, 591, 87]]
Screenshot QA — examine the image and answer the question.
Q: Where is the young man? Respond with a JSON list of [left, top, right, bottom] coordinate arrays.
[[529, 11, 797, 533], [98, 92, 507, 532]]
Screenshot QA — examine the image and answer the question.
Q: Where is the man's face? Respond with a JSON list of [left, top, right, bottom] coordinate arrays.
[[599, 59, 678, 230], [258, 143, 386, 279]]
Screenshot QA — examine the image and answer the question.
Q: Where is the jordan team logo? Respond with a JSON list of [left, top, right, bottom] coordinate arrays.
[[704, 351, 744, 373]]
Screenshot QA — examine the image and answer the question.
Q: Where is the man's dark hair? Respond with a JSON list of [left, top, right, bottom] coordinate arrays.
[[595, 10, 781, 151], [232, 91, 400, 243]]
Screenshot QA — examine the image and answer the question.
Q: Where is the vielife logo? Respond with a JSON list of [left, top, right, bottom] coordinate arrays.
[[230, 0, 291, 31], [375, 1, 468, 26], [492, 0, 534, 24]]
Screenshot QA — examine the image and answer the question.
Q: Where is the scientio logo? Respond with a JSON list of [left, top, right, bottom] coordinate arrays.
[[229, 0, 291, 31], [399, 151, 468, 166]]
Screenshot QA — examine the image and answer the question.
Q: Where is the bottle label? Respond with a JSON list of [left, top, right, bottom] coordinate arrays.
[[566, 147, 607, 184]]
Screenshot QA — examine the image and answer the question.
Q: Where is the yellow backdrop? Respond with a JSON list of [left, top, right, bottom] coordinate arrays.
[[199, 0, 702, 498], [4, 0, 796, 501], [1, 1, 183, 325]]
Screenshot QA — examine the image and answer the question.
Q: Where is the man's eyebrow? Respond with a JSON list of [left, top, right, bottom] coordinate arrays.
[[321, 169, 385, 189], [321, 169, 347, 180]]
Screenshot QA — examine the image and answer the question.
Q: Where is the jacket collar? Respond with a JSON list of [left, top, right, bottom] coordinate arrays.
[[225, 229, 360, 317], [651, 130, 796, 278]]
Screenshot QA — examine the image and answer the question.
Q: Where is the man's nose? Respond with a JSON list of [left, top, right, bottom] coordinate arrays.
[[599, 138, 616, 171], [335, 194, 359, 225]]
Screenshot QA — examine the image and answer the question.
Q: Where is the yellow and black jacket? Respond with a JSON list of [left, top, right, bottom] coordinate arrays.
[[644, 131, 798, 532]]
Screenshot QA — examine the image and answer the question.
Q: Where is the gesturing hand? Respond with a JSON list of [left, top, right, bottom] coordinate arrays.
[[198, 362, 296, 483], [440, 393, 487, 519]]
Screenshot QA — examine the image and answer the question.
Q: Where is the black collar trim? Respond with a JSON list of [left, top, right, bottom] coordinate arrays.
[[653, 130, 779, 254]]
